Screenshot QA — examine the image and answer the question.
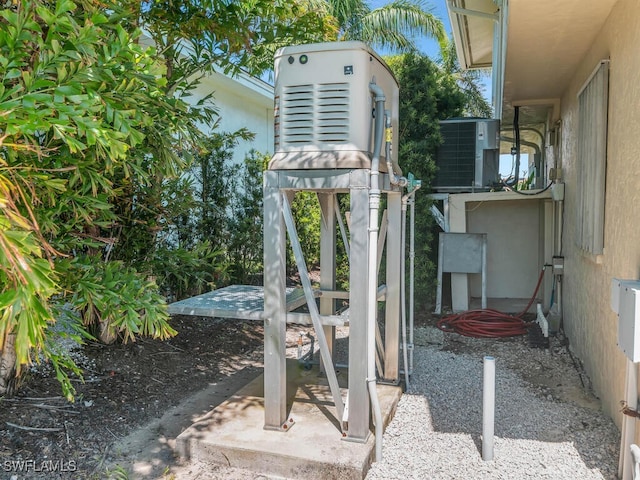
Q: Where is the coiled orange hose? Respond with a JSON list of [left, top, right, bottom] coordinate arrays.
[[436, 267, 546, 338]]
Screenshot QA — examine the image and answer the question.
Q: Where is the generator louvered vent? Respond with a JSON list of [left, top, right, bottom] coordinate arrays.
[[282, 83, 350, 146]]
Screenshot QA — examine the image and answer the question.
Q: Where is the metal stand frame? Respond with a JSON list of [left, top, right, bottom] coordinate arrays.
[[263, 168, 402, 442]]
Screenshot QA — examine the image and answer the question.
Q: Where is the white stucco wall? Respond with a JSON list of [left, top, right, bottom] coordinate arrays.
[[190, 70, 274, 164], [138, 33, 275, 163], [559, 0, 640, 426], [448, 191, 552, 312], [466, 199, 544, 299]]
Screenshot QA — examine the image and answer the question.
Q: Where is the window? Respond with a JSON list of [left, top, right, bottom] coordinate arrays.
[[576, 60, 609, 255]]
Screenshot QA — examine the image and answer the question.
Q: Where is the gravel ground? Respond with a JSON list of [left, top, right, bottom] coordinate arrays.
[[365, 325, 620, 480], [92, 320, 620, 480]]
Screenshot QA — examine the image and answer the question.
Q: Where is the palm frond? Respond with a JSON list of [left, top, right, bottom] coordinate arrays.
[[353, 0, 445, 52], [322, 0, 370, 37]]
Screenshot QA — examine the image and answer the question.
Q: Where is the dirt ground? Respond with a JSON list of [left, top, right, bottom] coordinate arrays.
[[0, 316, 269, 479], [0, 313, 610, 479]]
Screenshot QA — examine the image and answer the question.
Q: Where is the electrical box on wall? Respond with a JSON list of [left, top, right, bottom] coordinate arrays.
[[611, 278, 640, 362], [551, 183, 565, 201], [552, 256, 564, 276]]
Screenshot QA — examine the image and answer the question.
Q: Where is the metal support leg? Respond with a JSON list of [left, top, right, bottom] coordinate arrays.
[[384, 192, 402, 382], [347, 182, 371, 441], [282, 194, 345, 428], [263, 171, 288, 430], [319, 193, 336, 372]]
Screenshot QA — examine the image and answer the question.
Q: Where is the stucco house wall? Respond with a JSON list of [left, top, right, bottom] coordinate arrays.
[[139, 33, 275, 164], [466, 199, 544, 299], [190, 70, 275, 164], [559, 0, 640, 426]]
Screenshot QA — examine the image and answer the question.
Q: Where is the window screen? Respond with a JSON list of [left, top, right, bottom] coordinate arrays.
[[576, 60, 609, 254]]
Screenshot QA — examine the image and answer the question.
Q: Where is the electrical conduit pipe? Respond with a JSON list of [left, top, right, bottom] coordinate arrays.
[[408, 193, 416, 375], [400, 195, 409, 390], [368, 81, 386, 462], [400, 183, 421, 389], [384, 110, 408, 188], [382, 105, 412, 388]]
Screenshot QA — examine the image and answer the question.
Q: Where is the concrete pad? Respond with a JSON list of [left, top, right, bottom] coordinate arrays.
[[176, 359, 402, 480]]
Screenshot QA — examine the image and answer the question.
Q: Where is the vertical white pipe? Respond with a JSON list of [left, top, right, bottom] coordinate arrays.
[[409, 194, 416, 375], [483, 355, 495, 461], [631, 444, 640, 480], [368, 82, 386, 462], [620, 358, 637, 480], [400, 197, 409, 390], [401, 186, 419, 382]]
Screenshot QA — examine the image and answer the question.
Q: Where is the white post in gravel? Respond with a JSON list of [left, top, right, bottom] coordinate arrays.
[[482, 356, 495, 461]]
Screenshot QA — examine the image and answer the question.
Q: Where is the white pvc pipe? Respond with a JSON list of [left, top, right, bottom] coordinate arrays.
[[400, 186, 419, 387], [482, 355, 495, 461], [400, 198, 410, 390], [368, 82, 386, 462], [620, 358, 637, 480], [408, 194, 416, 375]]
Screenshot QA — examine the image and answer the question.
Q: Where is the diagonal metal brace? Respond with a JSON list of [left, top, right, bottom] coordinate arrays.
[[281, 193, 346, 430]]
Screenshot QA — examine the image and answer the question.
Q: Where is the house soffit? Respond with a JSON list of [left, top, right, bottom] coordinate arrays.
[[448, 0, 497, 70], [502, 0, 616, 127], [449, 0, 617, 130]]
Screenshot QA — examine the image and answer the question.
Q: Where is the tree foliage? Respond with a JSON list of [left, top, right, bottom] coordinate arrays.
[[153, 133, 266, 299], [138, 0, 338, 81], [309, 0, 445, 53], [0, 0, 337, 399], [226, 150, 269, 285], [0, 0, 195, 397], [438, 37, 492, 117], [386, 52, 466, 307]]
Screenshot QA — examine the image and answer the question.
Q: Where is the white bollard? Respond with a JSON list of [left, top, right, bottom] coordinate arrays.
[[482, 355, 495, 461]]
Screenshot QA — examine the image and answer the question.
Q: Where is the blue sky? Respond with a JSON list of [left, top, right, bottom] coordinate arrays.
[[368, 0, 451, 59], [368, 0, 492, 104]]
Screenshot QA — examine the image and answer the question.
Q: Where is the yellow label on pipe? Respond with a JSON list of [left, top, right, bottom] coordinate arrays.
[[385, 127, 393, 142]]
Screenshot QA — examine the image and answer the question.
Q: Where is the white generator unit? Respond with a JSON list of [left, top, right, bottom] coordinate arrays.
[[270, 41, 400, 172]]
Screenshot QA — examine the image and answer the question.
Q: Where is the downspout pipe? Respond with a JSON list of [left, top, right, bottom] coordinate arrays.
[[368, 82, 385, 462], [514, 105, 521, 187]]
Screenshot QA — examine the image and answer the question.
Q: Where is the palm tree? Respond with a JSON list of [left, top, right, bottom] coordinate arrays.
[[439, 37, 492, 117], [308, 0, 446, 53]]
